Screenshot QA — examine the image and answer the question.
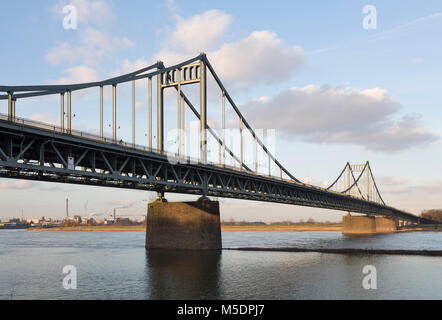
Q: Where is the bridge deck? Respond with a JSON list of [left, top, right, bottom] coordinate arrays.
[[0, 115, 422, 223]]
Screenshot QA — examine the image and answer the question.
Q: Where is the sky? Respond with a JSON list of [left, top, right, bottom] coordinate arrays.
[[0, 0, 441, 222]]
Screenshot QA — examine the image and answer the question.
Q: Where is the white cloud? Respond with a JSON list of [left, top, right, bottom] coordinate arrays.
[[54, 65, 99, 84], [153, 49, 188, 66], [46, 28, 134, 66], [118, 58, 151, 74], [82, 27, 133, 51], [110, 58, 154, 93], [152, 10, 304, 90], [211, 31, 304, 89], [167, 10, 232, 52], [240, 85, 438, 152], [45, 43, 90, 65], [46, 2, 134, 86]]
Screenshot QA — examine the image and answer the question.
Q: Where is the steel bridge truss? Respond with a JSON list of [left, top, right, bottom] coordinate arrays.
[[0, 119, 420, 222], [0, 54, 425, 223]]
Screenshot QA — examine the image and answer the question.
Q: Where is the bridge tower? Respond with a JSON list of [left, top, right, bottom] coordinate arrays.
[[330, 162, 398, 234], [145, 54, 221, 250]]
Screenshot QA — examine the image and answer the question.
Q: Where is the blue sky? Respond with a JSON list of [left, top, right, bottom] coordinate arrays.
[[1, 0, 441, 222]]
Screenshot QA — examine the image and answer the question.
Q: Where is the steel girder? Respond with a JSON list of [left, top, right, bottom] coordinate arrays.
[[0, 119, 421, 223]]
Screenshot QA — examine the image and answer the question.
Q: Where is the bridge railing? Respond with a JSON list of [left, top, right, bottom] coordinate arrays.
[[0, 113, 203, 164], [0, 112, 300, 183]]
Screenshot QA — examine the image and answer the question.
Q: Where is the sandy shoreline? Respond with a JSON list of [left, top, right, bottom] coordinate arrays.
[[221, 224, 342, 232], [28, 225, 146, 232]]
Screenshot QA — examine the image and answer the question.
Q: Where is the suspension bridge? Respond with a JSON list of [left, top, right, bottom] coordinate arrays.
[[0, 53, 431, 248]]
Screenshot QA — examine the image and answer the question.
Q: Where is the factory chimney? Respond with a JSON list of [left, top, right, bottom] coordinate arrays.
[[66, 198, 69, 221]]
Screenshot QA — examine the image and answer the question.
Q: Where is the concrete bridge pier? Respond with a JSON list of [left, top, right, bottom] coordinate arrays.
[[146, 196, 221, 250], [375, 216, 397, 233], [342, 213, 398, 235], [342, 214, 376, 235]]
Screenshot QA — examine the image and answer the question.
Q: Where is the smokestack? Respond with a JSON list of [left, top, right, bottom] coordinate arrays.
[[66, 198, 69, 220]]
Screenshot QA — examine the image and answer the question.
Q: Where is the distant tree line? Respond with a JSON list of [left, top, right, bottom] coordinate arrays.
[[420, 209, 442, 223], [222, 218, 266, 225]]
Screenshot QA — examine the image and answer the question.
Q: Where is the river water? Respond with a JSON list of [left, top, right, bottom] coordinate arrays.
[[0, 230, 441, 300]]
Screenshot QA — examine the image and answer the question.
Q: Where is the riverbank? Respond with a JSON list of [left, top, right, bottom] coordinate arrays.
[[28, 225, 145, 232], [221, 224, 342, 232], [28, 224, 343, 232]]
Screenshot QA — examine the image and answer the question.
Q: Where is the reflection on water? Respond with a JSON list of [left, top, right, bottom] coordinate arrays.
[[146, 250, 222, 300], [0, 230, 441, 299]]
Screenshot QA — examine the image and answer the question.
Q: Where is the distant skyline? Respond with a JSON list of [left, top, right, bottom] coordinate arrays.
[[1, 0, 442, 222]]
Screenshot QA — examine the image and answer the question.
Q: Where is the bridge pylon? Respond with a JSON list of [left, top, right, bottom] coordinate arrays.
[[327, 161, 385, 205], [146, 197, 221, 250]]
